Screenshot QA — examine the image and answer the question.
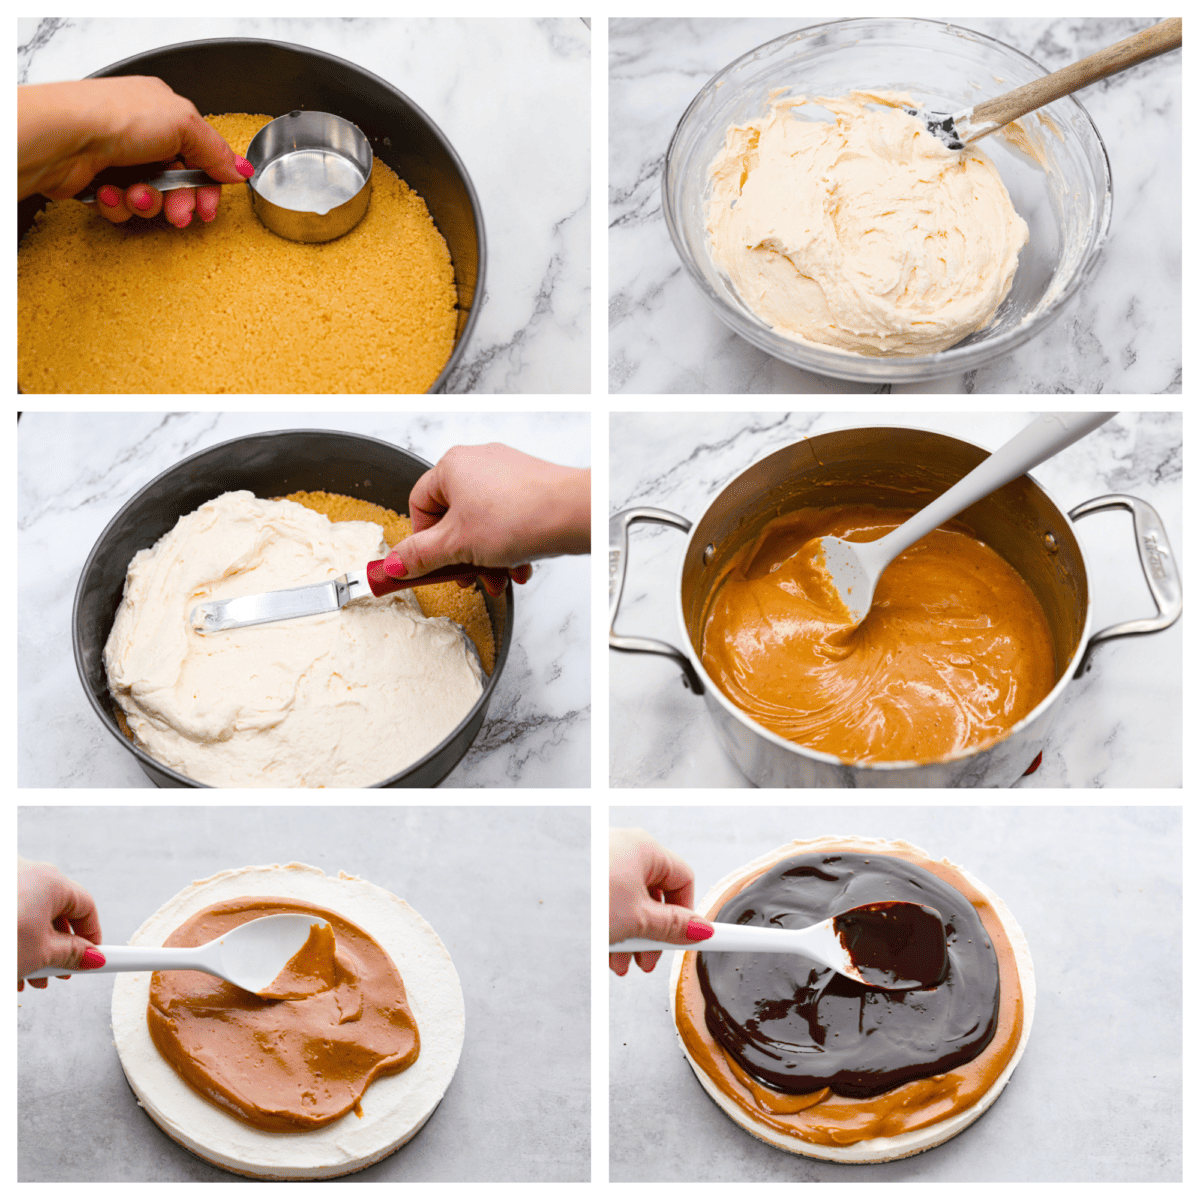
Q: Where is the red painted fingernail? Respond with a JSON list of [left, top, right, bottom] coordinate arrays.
[[686, 919, 713, 942], [1022, 751, 1043, 776], [98, 185, 121, 208], [235, 155, 255, 178], [131, 189, 153, 211], [80, 948, 106, 969], [383, 554, 407, 579]]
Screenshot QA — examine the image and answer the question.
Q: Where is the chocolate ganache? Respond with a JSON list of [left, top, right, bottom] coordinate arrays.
[[698, 854, 999, 1098]]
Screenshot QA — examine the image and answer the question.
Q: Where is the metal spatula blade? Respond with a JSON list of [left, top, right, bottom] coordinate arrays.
[[190, 560, 483, 634]]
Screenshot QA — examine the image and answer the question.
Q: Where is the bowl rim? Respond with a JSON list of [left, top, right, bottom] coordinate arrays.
[[71, 427, 512, 789], [19, 35, 487, 395], [663, 17, 1115, 384]]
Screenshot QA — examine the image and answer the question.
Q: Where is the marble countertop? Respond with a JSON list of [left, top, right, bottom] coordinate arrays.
[[19, 411, 590, 789], [609, 805, 1181, 1181], [609, 411, 1181, 788], [17, 805, 590, 1181], [609, 18, 1181, 394], [18, 16, 589, 394]]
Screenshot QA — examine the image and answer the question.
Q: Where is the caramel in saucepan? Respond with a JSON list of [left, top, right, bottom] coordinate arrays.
[[700, 505, 1056, 763], [148, 897, 419, 1132]]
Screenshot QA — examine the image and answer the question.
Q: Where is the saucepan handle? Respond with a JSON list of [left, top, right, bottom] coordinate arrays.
[[1069, 493, 1182, 679], [608, 507, 705, 695]]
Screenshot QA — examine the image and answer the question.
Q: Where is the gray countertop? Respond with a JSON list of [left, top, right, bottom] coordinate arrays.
[[18, 805, 590, 1182], [609, 805, 1181, 1182]]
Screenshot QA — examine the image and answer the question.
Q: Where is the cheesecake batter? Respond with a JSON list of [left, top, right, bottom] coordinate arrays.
[[707, 91, 1029, 356], [104, 491, 484, 787], [674, 838, 1028, 1153], [148, 897, 419, 1132], [700, 505, 1056, 763]]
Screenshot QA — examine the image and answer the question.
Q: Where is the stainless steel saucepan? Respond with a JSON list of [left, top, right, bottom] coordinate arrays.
[[609, 426, 1181, 788]]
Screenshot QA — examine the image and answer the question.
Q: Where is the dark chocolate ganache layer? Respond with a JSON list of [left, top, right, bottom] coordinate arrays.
[[697, 853, 999, 1099]]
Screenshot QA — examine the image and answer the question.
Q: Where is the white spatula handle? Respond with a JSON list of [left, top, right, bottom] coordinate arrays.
[[868, 412, 1117, 567], [23, 944, 214, 979]]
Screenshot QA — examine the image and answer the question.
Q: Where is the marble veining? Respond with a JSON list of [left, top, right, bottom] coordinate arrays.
[[19, 412, 590, 789], [18, 17, 589, 394], [609, 412, 1181, 788], [609, 18, 1181, 394]]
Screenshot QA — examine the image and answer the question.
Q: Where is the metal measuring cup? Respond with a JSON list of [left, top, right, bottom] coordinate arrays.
[[74, 110, 373, 243], [245, 110, 373, 243]]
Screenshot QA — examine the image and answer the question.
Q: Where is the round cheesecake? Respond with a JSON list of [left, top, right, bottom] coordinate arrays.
[[669, 836, 1035, 1163], [111, 863, 464, 1179]]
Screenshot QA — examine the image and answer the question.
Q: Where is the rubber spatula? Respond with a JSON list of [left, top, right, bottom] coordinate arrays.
[[23, 913, 324, 996], [806, 411, 1116, 629], [907, 18, 1181, 148], [611, 900, 949, 990]]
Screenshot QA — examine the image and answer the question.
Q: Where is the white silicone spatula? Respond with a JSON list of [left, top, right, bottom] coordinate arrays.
[[611, 901, 948, 990], [810, 411, 1117, 629], [22, 913, 322, 996]]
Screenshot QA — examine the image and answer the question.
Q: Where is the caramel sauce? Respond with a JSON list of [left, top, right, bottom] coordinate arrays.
[[148, 898, 419, 1132], [676, 848, 1023, 1147], [259, 920, 339, 1001], [700, 506, 1056, 763]]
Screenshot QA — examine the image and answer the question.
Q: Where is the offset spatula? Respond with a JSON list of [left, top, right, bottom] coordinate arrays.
[[190, 560, 480, 634]]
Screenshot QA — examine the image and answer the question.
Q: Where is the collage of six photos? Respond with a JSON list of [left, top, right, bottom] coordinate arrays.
[[17, 16, 1182, 1188]]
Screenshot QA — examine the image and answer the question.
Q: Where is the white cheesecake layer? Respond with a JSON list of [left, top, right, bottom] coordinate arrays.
[[669, 835, 1035, 1163], [111, 863, 464, 1180]]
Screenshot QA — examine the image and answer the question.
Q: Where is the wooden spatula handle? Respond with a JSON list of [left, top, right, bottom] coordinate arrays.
[[969, 18, 1182, 137]]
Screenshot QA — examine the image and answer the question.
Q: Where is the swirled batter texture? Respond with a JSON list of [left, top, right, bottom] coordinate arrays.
[[148, 897, 419, 1131], [103, 491, 483, 787], [700, 506, 1055, 763], [707, 91, 1029, 356]]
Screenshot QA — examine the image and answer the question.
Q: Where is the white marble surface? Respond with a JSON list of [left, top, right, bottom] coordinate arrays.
[[19, 412, 590, 789], [609, 805, 1182, 1181], [18, 805, 590, 1181], [18, 16, 590, 393], [609, 411, 1181, 788], [609, 18, 1181, 394]]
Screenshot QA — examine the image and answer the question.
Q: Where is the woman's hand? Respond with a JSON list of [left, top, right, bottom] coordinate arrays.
[[609, 828, 712, 976], [18, 77, 253, 227], [382, 443, 590, 598], [17, 858, 104, 990]]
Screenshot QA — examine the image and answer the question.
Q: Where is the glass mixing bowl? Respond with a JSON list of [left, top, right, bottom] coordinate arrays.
[[663, 19, 1113, 385]]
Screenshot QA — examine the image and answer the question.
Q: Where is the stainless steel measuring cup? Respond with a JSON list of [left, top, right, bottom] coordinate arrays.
[[245, 110, 373, 242], [74, 110, 373, 243]]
